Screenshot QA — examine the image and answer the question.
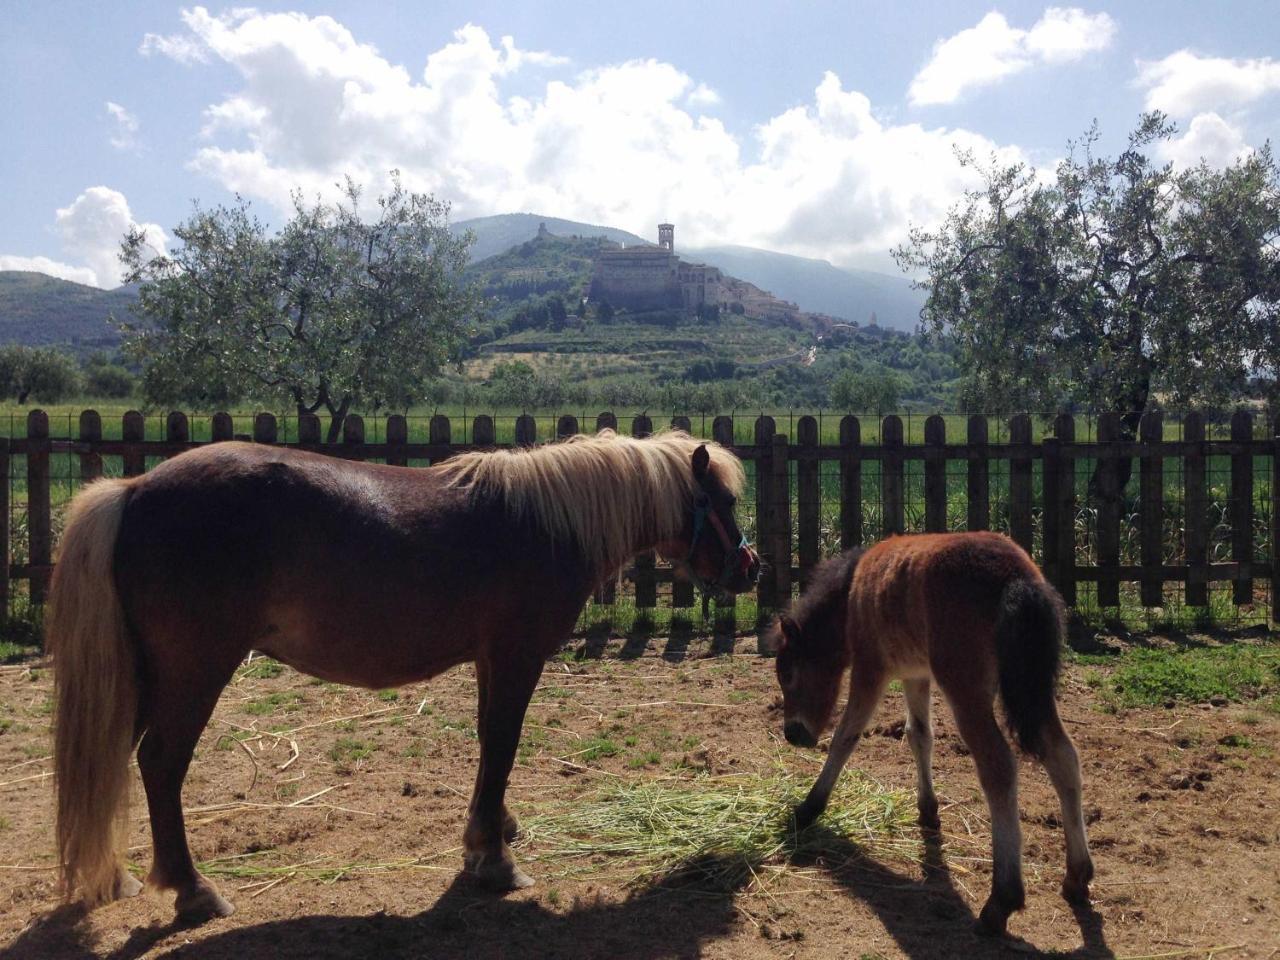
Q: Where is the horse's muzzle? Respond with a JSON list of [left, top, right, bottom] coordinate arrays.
[[783, 719, 817, 748]]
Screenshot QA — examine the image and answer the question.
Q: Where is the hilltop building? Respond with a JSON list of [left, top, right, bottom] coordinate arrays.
[[589, 224, 723, 313]]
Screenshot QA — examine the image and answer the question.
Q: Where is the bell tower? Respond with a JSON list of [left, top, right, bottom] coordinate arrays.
[[658, 223, 674, 253]]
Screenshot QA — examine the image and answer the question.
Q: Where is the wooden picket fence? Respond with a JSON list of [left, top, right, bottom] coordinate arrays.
[[4, 408, 1278, 625]]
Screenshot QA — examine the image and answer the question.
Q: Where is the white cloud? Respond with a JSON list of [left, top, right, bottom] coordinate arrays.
[[687, 83, 721, 108], [1136, 50, 1280, 117], [139, 29, 209, 64], [105, 101, 140, 151], [1157, 112, 1252, 169], [909, 7, 1115, 106], [145, 11, 1041, 271], [0, 255, 99, 287], [54, 187, 168, 289]]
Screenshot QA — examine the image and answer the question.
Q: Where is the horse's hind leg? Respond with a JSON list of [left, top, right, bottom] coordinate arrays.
[[945, 691, 1023, 937], [137, 647, 239, 921], [1038, 710, 1094, 905], [795, 669, 888, 829], [463, 652, 545, 891], [903, 678, 939, 830], [475, 658, 520, 843]]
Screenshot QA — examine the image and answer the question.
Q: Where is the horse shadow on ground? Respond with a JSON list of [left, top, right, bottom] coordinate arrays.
[[5, 861, 744, 960], [7, 831, 1113, 960], [786, 824, 1113, 960]]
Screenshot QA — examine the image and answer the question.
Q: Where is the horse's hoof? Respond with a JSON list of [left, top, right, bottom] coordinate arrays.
[[917, 801, 941, 832], [115, 870, 143, 899], [1062, 874, 1092, 906], [975, 900, 1009, 937], [467, 853, 535, 892], [792, 798, 824, 831], [502, 813, 521, 844], [175, 884, 236, 923]]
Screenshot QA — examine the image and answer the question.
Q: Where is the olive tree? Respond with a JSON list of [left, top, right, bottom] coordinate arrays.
[[121, 174, 480, 441]]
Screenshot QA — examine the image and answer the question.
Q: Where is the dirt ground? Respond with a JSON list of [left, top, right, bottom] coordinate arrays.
[[1, 636, 1276, 960]]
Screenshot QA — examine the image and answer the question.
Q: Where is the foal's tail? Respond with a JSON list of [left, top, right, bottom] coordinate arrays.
[[993, 577, 1065, 757], [47, 478, 136, 905]]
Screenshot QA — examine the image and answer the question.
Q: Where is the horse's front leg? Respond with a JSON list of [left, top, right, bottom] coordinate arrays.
[[463, 652, 544, 891]]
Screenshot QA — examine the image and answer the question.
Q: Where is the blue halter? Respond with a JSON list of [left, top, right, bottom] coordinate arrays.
[[685, 493, 750, 602]]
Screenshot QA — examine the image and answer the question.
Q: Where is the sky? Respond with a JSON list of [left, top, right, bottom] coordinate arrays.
[[2, 0, 1279, 288]]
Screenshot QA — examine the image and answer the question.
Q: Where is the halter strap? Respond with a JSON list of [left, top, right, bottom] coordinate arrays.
[[686, 494, 752, 600]]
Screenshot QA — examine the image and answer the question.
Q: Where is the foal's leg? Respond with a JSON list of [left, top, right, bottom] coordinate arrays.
[[1038, 710, 1094, 905], [903, 678, 940, 830], [137, 677, 236, 921], [463, 654, 545, 890], [794, 669, 888, 829], [944, 692, 1023, 936], [475, 658, 520, 844]]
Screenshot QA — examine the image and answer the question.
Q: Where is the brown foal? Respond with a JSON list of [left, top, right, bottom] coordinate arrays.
[[773, 532, 1093, 936]]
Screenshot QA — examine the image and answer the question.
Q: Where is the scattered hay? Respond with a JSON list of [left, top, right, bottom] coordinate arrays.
[[517, 770, 919, 891]]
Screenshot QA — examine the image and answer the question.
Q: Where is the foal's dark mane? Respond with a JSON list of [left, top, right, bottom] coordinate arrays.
[[777, 549, 862, 660]]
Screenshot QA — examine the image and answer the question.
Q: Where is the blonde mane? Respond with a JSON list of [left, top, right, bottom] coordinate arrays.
[[435, 429, 746, 575]]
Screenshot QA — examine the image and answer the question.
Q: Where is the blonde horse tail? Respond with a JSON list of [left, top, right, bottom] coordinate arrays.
[[47, 478, 136, 905]]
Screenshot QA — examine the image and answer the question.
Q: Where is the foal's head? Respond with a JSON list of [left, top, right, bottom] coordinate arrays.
[[772, 550, 860, 748], [662, 443, 761, 595]]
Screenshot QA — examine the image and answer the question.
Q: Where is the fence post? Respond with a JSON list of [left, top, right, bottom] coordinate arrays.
[[712, 416, 736, 632], [387, 415, 408, 466], [253, 412, 277, 445], [966, 415, 989, 531], [796, 416, 819, 587], [1140, 412, 1164, 607], [427, 414, 451, 466], [632, 414, 656, 610], [1230, 409, 1254, 605], [166, 411, 189, 459], [0, 438, 8, 612], [1009, 414, 1033, 553], [924, 415, 946, 532], [839, 416, 862, 549], [122, 411, 145, 477], [1183, 413, 1208, 607], [772, 432, 792, 608], [1272, 415, 1280, 624], [1054, 414, 1077, 605], [343, 414, 365, 460], [557, 415, 579, 440], [515, 414, 537, 446], [754, 416, 777, 610], [27, 410, 50, 605], [671, 415, 691, 434], [212, 411, 234, 442], [472, 415, 495, 446], [882, 415, 904, 536], [79, 409, 102, 482], [1096, 412, 1122, 608], [596, 411, 617, 434]]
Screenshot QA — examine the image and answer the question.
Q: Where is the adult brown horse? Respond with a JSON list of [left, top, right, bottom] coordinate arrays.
[[772, 533, 1093, 937], [48, 428, 758, 922]]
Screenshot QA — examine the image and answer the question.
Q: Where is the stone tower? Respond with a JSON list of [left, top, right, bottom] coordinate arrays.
[[658, 223, 674, 253]]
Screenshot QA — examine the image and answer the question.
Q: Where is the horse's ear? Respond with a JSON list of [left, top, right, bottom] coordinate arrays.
[[777, 614, 799, 647], [691, 444, 710, 481]]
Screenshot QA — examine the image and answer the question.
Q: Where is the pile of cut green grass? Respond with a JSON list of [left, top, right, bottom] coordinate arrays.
[[518, 771, 915, 890]]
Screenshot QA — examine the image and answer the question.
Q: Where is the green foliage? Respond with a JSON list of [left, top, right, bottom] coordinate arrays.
[[0, 345, 81, 403], [121, 173, 480, 441], [0, 271, 135, 352], [1103, 645, 1277, 708], [896, 113, 1280, 415], [829, 366, 903, 412], [81, 353, 135, 398]]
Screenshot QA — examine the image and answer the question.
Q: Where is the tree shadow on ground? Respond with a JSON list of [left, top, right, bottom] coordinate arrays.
[[786, 824, 1113, 960], [5, 861, 743, 960]]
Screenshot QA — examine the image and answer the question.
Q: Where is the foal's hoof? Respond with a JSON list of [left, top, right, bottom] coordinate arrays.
[[466, 853, 535, 892], [175, 883, 236, 924], [1062, 866, 1094, 906], [975, 900, 1010, 937], [917, 800, 942, 832]]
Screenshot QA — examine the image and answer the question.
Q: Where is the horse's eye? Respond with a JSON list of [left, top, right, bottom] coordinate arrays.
[[728, 496, 737, 508]]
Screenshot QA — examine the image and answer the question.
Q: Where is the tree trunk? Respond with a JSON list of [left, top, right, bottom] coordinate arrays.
[[1087, 368, 1151, 502], [325, 395, 352, 444]]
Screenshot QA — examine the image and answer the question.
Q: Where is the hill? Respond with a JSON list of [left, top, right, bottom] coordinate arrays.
[[453, 213, 925, 330], [0, 271, 134, 352]]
